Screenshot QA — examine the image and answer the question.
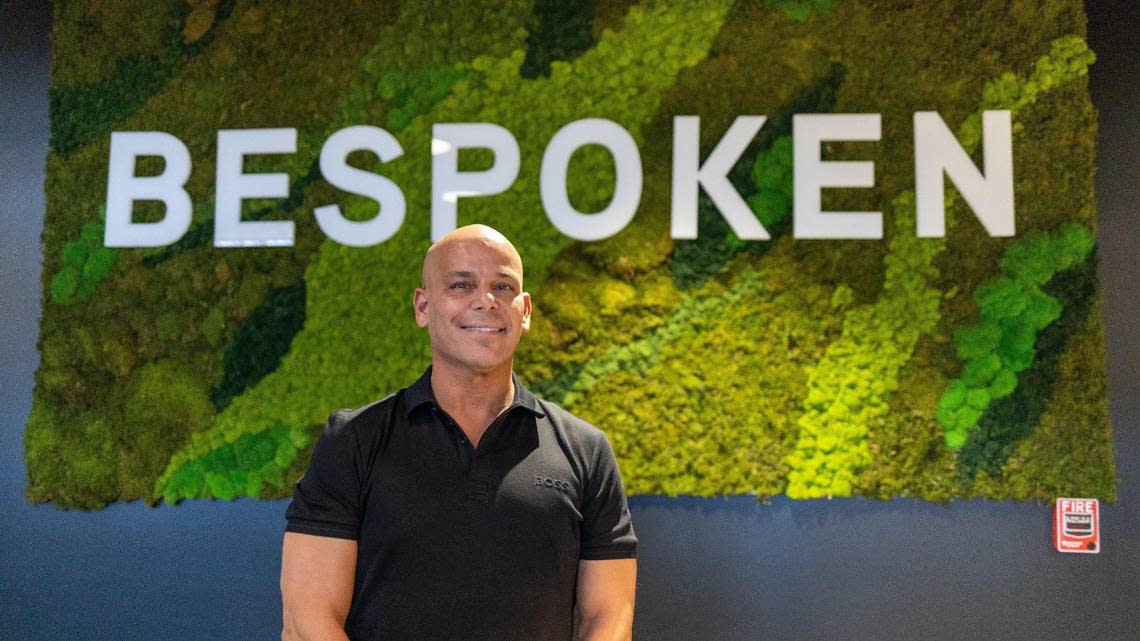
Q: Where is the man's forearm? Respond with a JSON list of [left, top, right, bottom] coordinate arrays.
[[575, 558, 637, 641], [282, 615, 351, 641], [577, 610, 634, 641]]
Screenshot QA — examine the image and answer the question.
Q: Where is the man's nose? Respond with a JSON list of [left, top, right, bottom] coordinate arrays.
[[471, 288, 498, 309]]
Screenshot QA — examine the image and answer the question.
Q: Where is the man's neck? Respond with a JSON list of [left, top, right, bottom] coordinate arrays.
[[429, 361, 515, 444]]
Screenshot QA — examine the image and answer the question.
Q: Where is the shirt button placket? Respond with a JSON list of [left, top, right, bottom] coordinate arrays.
[[456, 429, 474, 473], [436, 408, 473, 474], [466, 445, 491, 504]]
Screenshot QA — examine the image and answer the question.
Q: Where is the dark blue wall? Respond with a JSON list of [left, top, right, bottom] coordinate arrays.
[[2, 2, 1138, 639]]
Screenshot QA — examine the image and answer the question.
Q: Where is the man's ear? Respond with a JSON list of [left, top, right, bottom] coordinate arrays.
[[413, 288, 430, 328], [520, 292, 532, 333]]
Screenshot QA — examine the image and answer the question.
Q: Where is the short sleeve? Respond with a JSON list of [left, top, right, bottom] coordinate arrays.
[[579, 432, 638, 560], [284, 410, 363, 540]]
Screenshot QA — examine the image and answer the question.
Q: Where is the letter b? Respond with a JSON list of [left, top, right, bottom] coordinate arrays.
[[104, 132, 193, 247]]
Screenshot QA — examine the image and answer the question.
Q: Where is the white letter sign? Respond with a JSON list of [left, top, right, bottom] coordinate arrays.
[[793, 114, 882, 239], [915, 110, 1015, 237], [540, 118, 643, 241], [104, 131, 193, 247], [214, 128, 297, 247], [314, 125, 407, 247], [671, 116, 770, 240], [431, 123, 520, 241]]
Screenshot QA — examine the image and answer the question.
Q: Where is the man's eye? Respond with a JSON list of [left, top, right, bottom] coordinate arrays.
[[495, 283, 514, 291], [451, 282, 472, 289]]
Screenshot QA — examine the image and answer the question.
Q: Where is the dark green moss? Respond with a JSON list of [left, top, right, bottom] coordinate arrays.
[[956, 251, 1098, 481], [938, 224, 1094, 445], [49, 0, 236, 156], [211, 282, 306, 411], [520, 0, 597, 79], [669, 195, 793, 289]]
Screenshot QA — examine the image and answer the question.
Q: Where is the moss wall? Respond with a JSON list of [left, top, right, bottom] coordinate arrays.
[[31, 0, 1112, 508]]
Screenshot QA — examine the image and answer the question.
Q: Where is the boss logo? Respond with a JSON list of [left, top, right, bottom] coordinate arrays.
[[535, 475, 571, 493]]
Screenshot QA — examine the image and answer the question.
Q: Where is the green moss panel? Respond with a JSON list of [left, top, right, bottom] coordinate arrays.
[[31, 1, 1109, 508]]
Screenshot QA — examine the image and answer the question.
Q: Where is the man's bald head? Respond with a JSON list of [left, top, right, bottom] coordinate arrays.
[[421, 225, 524, 289], [413, 224, 532, 375]]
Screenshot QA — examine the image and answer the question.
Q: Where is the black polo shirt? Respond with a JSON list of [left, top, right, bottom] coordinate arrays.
[[284, 368, 637, 641]]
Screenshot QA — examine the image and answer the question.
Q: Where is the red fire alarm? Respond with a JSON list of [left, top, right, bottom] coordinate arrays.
[[1054, 497, 1100, 554]]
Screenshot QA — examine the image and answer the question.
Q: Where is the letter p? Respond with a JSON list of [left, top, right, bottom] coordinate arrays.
[[430, 123, 520, 241]]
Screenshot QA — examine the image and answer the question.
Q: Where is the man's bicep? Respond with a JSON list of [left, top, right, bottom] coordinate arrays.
[[281, 532, 357, 639], [579, 431, 637, 559], [284, 410, 364, 537], [576, 558, 637, 640]]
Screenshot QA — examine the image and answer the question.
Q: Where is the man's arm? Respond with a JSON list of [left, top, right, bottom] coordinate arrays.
[[575, 558, 637, 641], [281, 532, 358, 641]]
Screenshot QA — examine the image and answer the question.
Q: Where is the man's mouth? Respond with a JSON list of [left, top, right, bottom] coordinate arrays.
[[461, 325, 505, 333]]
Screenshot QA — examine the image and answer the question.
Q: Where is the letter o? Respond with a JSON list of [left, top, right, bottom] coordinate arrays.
[[540, 118, 643, 241]]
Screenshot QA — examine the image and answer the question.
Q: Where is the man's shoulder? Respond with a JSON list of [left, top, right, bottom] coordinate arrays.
[[529, 394, 628, 499], [324, 390, 403, 437], [531, 395, 607, 447]]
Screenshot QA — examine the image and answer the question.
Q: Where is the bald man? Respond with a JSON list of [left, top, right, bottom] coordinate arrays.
[[281, 225, 638, 641]]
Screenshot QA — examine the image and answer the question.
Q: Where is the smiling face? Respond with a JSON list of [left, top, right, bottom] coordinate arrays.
[[414, 226, 532, 378]]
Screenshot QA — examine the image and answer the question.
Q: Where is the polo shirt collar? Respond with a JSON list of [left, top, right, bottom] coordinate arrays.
[[403, 367, 545, 418]]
